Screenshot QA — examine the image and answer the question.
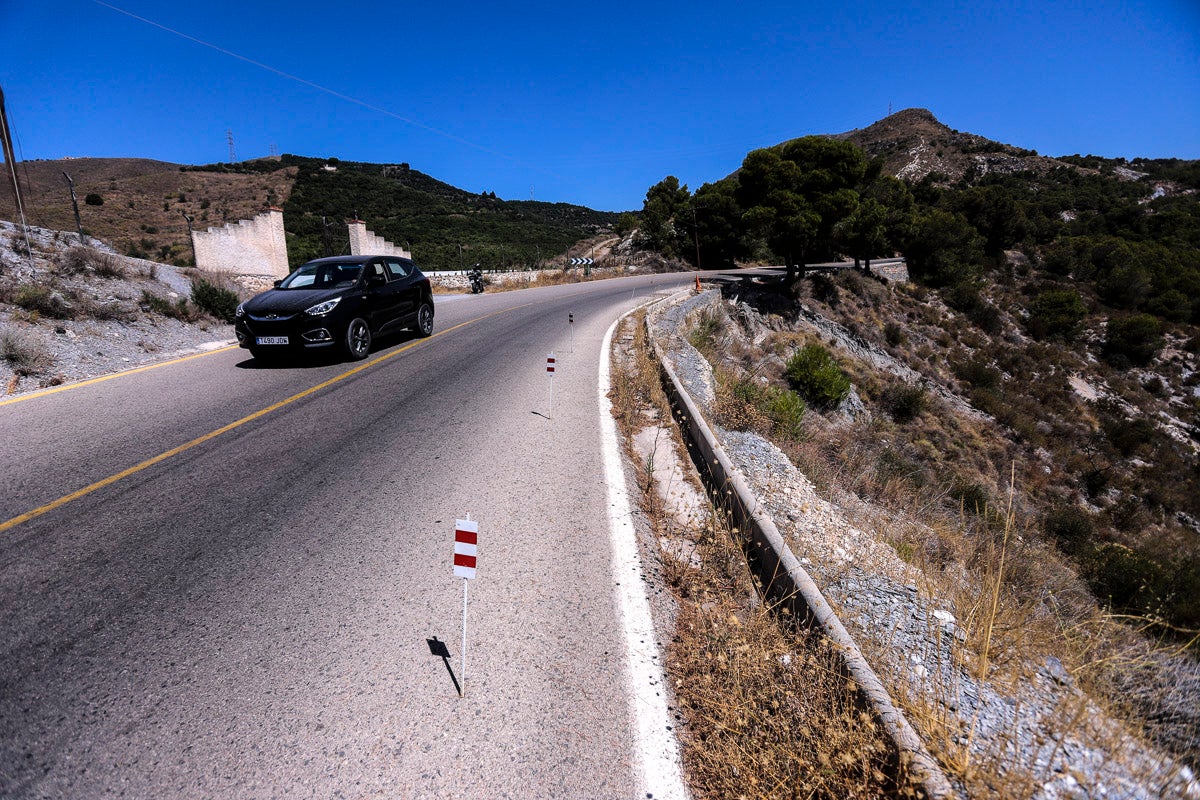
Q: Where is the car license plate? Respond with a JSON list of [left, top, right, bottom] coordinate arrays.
[[256, 336, 288, 345]]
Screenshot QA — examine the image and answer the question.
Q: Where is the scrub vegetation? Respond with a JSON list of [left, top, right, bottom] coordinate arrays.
[[608, 311, 910, 799]]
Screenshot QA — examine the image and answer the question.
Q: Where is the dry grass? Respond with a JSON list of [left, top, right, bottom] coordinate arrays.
[[690, 284, 1199, 796], [0, 326, 53, 377], [609, 311, 910, 799], [0, 159, 298, 267]]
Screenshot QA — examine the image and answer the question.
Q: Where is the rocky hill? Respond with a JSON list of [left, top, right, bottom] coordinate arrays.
[[827, 107, 1067, 182]]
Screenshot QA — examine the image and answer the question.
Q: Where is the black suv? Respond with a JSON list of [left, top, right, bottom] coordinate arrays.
[[235, 256, 434, 361]]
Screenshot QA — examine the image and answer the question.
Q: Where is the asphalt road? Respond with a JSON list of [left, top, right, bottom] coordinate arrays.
[[0, 271, 706, 799]]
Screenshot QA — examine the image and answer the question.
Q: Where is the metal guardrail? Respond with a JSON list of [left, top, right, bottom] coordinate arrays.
[[646, 292, 954, 800]]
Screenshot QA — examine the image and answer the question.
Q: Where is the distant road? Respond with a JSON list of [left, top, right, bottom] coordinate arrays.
[[0, 271, 712, 798]]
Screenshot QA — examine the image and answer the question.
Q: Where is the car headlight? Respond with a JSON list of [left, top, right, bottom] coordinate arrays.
[[235, 302, 245, 319], [305, 297, 341, 316]]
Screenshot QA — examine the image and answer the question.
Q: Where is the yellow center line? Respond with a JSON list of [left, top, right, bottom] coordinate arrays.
[[0, 345, 241, 407], [0, 307, 524, 534]]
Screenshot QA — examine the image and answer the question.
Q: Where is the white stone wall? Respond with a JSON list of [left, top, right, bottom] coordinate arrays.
[[191, 208, 289, 279], [347, 220, 411, 259]]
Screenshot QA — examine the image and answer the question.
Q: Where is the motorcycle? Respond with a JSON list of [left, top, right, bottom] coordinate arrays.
[[467, 263, 484, 294]]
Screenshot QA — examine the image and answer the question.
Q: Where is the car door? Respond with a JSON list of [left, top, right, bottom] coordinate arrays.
[[361, 259, 401, 330], [384, 258, 420, 326]]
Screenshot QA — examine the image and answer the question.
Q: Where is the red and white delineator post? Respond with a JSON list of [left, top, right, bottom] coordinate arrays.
[[454, 516, 478, 694], [546, 352, 556, 419]]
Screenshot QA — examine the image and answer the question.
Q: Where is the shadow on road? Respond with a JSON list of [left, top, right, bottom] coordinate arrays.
[[233, 329, 422, 370], [427, 636, 462, 697]]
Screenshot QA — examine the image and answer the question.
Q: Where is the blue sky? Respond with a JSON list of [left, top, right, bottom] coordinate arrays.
[[1, 0, 1198, 211]]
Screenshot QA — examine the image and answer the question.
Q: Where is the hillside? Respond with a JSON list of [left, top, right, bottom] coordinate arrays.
[[622, 108, 1200, 792], [0, 157, 298, 267], [827, 107, 1070, 183], [0, 155, 617, 272], [260, 155, 618, 269]]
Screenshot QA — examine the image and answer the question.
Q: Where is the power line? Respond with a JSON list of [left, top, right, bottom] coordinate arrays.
[[92, 1, 563, 180]]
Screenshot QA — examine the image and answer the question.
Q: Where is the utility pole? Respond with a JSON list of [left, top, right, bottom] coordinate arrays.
[[226, 129, 236, 163], [692, 207, 701, 270], [182, 212, 196, 265], [0, 85, 35, 269], [63, 172, 86, 245]]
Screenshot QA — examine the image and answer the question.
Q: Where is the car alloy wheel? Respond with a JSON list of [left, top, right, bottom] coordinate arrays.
[[416, 302, 434, 337], [345, 318, 371, 360]]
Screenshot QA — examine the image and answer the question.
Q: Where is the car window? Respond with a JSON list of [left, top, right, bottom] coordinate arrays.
[[331, 265, 361, 287], [366, 262, 388, 282], [386, 259, 412, 280], [280, 261, 364, 289]]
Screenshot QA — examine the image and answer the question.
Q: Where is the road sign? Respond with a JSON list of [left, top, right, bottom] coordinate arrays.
[[569, 257, 593, 266], [454, 519, 478, 579], [546, 354, 556, 374]]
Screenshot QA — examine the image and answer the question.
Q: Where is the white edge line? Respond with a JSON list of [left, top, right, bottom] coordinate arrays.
[[598, 308, 689, 800]]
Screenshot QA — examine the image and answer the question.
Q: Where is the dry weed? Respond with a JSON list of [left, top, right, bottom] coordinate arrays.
[[609, 310, 909, 799]]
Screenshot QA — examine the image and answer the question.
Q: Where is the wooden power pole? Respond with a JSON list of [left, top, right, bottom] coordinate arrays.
[[0, 84, 36, 268]]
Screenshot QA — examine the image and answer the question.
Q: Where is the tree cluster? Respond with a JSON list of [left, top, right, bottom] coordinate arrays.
[[635, 137, 918, 277]]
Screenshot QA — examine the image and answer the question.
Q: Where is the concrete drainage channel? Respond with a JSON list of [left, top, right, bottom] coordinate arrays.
[[645, 290, 954, 800]]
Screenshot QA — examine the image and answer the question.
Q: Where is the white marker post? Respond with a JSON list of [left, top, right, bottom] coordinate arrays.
[[454, 516, 478, 695], [568, 313, 575, 353], [546, 352, 556, 419]]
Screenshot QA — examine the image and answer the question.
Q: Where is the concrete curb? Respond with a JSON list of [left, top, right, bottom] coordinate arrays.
[[646, 291, 954, 800]]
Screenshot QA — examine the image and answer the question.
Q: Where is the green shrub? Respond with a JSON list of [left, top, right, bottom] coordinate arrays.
[[1103, 313, 1163, 367], [1028, 289, 1087, 340], [971, 303, 1002, 334], [1084, 542, 1163, 614], [785, 343, 850, 409], [688, 308, 724, 352], [763, 386, 806, 440], [883, 322, 905, 347], [84, 193, 103, 206], [882, 383, 927, 423], [948, 480, 990, 516], [952, 355, 1001, 391], [1043, 505, 1094, 554], [720, 377, 806, 440], [140, 291, 194, 321], [191, 277, 240, 323], [14, 285, 73, 318], [1162, 556, 1200, 630], [874, 447, 927, 489]]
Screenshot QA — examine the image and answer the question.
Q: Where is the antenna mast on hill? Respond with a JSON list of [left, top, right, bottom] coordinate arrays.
[[0, 84, 36, 269], [226, 129, 236, 163]]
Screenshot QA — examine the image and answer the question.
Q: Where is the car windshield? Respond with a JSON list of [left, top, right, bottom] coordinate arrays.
[[279, 262, 364, 289]]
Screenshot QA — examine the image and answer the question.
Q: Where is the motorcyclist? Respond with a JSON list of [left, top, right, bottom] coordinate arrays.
[[468, 263, 484, 294]]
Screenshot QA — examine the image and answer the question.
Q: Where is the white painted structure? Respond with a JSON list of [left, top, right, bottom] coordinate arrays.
[[347, 219, 411, 259], [191, 207, 289, 279]]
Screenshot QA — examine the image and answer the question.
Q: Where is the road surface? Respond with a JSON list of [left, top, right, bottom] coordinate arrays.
[[0, 271, 708, 799]]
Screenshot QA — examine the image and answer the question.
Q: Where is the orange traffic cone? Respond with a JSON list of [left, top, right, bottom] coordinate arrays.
[[694, 275, 702, 292]]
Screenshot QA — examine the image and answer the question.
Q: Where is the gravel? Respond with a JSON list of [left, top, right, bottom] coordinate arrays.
[[1, 221, 235, 397]]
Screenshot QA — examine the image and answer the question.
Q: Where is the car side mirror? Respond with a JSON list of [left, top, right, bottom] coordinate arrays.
[[273, 280, 283, 288]]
